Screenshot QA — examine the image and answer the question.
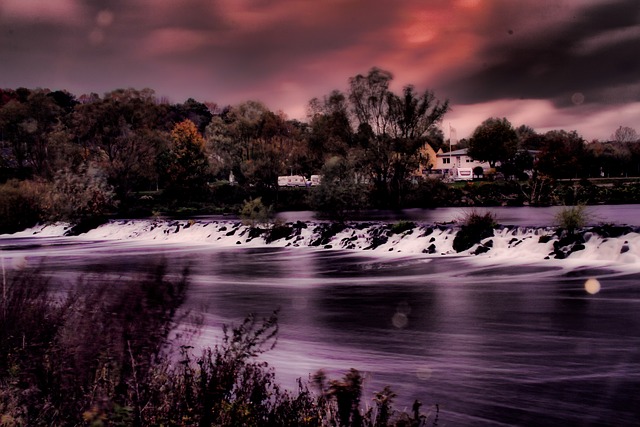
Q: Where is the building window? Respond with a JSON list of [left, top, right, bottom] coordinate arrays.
[[443, 157, 450, 164], [466, 158, 472, 163]]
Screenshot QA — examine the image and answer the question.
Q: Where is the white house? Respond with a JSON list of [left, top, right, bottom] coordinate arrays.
[[433, 148, 490, 178]]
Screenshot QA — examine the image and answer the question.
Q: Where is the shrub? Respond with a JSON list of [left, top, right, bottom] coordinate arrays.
[[309, 156, 369, 221], [0, 179, 47, 234], [453, 210, 497, 252], [0, 264, 190, 426], [240, 197, 273, 227], [554, 204, 589, 235], [406, 178, 453, 208], [1, 268, 438, 426], [44, 164, 117, 223]]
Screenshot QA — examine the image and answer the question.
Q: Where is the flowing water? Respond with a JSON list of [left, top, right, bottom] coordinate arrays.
[[2, 205, 640, 425]]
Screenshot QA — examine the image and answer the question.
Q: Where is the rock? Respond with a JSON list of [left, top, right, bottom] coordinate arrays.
[[473, 244, 491, 255]]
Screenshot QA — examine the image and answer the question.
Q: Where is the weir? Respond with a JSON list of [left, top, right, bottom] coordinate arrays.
[[11, 219, 640, 266]]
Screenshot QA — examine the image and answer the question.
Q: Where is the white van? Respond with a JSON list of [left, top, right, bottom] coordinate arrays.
[[453, 167, 473, 181]]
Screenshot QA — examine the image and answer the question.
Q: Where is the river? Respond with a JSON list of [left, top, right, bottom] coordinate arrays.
[[2, 205, 640, 425]]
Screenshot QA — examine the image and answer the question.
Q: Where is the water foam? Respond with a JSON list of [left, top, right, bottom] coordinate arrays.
[[5, 219, 639, 268]]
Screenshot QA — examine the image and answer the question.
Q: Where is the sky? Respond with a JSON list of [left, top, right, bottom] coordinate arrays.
[[1, 0, 639, 141]]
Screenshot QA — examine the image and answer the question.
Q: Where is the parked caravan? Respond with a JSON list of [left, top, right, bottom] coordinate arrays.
[[277, 175, 307, 187], [277, 176, 290, 186]]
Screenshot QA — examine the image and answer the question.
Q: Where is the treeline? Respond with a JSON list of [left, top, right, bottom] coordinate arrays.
[[1, 67, 640, 232], [1, 266, 437, 426], [463, 118, 640, 181]]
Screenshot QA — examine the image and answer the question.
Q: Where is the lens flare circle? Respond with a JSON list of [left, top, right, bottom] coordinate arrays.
[[584, 278, 601, 295]]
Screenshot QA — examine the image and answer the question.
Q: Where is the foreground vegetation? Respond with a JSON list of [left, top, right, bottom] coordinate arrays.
[[0, 266, 437, 426]]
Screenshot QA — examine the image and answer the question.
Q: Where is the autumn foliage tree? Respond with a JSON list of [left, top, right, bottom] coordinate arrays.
[[159, 119, 210, 200]]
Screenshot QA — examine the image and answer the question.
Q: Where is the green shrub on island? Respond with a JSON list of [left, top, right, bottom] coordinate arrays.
[[452, 210, 497, 252], [240, 197, 274, 227], [554, 204, 589, 236]]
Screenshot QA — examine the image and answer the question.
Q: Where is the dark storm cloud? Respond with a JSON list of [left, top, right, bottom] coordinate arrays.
[[441, 0, 640, 107], [146, 1, 399, 80], [1, 0, 638, 139]]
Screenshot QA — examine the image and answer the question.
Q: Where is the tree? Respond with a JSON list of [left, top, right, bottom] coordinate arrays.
[[206, 101, 269, 186], [0, 98, 30, 173], [348, 67, 394, 136], [425, 126, 445, 152], [45, 164, 117, 222], [536, 130, 587, 179], [345, 67, 449, 206], [0, 89, 66, 178], [169, 98, 214, 134], [72, 88, 170, 198], [385, 85, 449, 202], [159, 119, 210, 200], [387, 85, 450, 141], [612, 126, 638, 143], [207, 101, 304, 189], [468, 117, 518, 168], [586, 140, 631, 178], [516, 124, 545, 150], [310, 156, 369, 221], [307, 90, 353, 170]]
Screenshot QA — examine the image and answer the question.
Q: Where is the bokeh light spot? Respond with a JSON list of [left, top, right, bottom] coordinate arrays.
[[584, 278, 601, 295], [392, 312, 408, 329], [571, 92, 585, 105], [96, 10, 114, 27]]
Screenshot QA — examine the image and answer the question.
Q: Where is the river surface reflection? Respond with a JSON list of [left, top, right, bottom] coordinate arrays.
[[275, 204, 640, 227], [4, 237, 639, 426]]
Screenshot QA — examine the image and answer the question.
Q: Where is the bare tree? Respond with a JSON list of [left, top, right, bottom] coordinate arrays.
[[611, 126, 638, 143]]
